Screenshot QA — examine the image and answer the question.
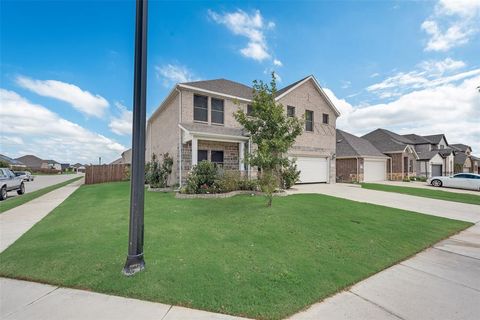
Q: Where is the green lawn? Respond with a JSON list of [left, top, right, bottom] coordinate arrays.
[[0, 176, 83, 213], [361, 183, 480, 205], [0, 182, 470, 319]]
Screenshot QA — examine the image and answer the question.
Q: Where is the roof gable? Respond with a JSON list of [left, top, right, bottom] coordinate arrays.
[[180, 79, 253, 100], [336, 129, 387, 158], [362, 129, 414, 152], [422, 134, 447, 145]]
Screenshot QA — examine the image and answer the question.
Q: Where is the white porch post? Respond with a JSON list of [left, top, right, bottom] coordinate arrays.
[[192, 137, 198, 166], [239, 142, 245, 171]]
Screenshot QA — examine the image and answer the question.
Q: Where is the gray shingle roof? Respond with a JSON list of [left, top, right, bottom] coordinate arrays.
[[0, 154, 24, 166], [361, 129, 413, 153], [402, 134, 431, 145], [416, 151, 440, 161], [422, 134, 445, 145], [15, 155, 44, 168], [454, 152, 468, 165], [450, 143, 471, 152], [180, 122, 247, 138], [336, 129, 388, 158], [181, 79, 253, 100], [438, 148, 454, 157]]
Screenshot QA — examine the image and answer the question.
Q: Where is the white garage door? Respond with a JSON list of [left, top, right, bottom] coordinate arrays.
[[364, 159, 386, 182], [295, 157, 328, 183]]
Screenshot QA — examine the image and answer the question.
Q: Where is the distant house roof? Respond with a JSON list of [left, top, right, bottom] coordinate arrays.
[[402, 134, 431, 145], [450, 143, 471, 153], [0, 154, 25, 166], [72, 163, 84, 168], [416, 151, 441, 161], [179, 122, 247, 139], [438, 148, 454, 157], [15, 155, 45, 168], [44, 159, 59, 164], [454, 152, 468, 165], [180, 79, 253, 100], [362, 129, 414, 153], [336, 129, 388, 158], [422, 134, 447, 145], [110, 158, 123, 165]]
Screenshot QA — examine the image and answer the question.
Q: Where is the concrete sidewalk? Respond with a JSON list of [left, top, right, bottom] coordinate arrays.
[[288, 183, 480, 223], [0, 178, 84, 253], [289, 223, 480, 320]]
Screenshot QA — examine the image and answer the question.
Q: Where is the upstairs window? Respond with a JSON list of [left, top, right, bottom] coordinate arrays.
[[305, 110, 314, 132], [247, 104, 253, 116], [193, 94, 208, 122], [322, 113, 329, 124], [211, 98, 224, 124], [287, 105, 295, 117]]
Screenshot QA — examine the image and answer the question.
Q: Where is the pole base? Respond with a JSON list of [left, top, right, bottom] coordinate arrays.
[[122, 253, 145, 276]]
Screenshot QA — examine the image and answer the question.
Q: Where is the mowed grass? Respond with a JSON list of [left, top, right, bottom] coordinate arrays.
[[0, 182, 470, 319], [362, 183, 480, 205], [0, 176, 83, 213]]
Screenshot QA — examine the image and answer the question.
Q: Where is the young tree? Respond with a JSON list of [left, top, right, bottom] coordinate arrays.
[[234, 73, 303, 206]]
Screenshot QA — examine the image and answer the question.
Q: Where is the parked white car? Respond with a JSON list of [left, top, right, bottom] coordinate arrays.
[[428, 173, 480, 191], [0, 168, 25, 200]]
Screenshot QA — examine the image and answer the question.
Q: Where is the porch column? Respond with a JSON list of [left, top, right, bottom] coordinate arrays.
[[192, 137, 198, 166], [239, 142, 245, 171]]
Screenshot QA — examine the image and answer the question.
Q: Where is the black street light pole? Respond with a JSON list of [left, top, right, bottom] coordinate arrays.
[[123, 0, 148, 276]]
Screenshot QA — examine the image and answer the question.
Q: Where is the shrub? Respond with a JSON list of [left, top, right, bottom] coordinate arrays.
[[238, 178, 259, 191], [402, 177, 411, 182], [146, 153, 173, 188], [281, 159, 300, 189], [410, 176, 427, 182], [184, 161, 218, 194], [214, 171, 240, 193]]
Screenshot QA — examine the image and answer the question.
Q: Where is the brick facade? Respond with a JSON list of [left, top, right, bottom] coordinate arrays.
[[386, 152, 416, 180], [336, 158, 363, 182]]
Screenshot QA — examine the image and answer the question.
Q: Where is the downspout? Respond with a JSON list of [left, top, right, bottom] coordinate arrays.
[[176, 87, 182, 189]]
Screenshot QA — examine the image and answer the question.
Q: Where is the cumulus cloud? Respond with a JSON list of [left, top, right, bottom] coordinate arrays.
[[273, 59, 283, 67], [208, 9, 276, 62], [326, 73, 480, 153], [155, 64, 197, 87], [16, 76, 109, 118], [0, 89, 125, 163], [422, 0, 480, 51], [109, 102, 132, 136]]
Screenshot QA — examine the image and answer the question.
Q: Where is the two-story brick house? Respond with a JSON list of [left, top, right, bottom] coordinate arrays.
[[146, 75, 340, 187]]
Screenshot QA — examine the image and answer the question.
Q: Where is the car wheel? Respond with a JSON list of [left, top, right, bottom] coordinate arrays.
[[0, 186, 7, 201], [17, 183, 25, 195], [431, 179, 442, 187]]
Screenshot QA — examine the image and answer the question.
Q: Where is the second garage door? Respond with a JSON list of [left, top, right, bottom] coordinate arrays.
[[295, 157, 329, 183], [364, 159, 386, 182]]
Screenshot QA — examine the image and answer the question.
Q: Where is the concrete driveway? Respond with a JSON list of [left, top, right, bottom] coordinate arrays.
[[288, 183, 480, 223], [6, 173, 84, 199], [376, 180, 480, 195]]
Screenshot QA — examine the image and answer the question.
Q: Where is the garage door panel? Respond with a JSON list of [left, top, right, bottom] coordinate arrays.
[[364, 159, 386, 182], [295, 157, 328, 183]]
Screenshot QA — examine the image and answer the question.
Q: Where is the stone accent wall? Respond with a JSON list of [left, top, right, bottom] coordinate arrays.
[[336, 158, 363, 182], [387, 152, 416, 180]]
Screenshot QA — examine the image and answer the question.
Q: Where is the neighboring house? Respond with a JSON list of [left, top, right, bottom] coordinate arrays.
[[450, 144, 476, 173], [146, 75, 340, 186], [72, 163, 86, 173], [0, 154, 26, 168], [335, 130, 389, 182], [402, 133, 455, 177], [42, 160, 62, 171], [362, 129, 418, 180], [15, 155, 44, 169], [110, 158, 124, 165], [121, 149, 132, 165], [60, 163, 70, 171], [471, 156, 480, 174]]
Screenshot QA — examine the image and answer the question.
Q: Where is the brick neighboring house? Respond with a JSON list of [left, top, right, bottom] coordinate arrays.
[[146, 75, 340, 187], [402, 134, 455, 177], [450, 144, 479, 173], [336, 130, 389, 182], [362, 129, 418, 181]]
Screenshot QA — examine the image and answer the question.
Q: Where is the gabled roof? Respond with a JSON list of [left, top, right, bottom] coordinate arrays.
[[275, 76, 310, 97], [336, 130, 388, 158], [422, 134, 447, 145], [0, 154, 24, 166], [454, 152, 468, 165], [450, 143, 471, 153], [438, 148, 454, 157], [416, 151, 441, 161], [15, 155, 44, 168], [362, 129, 414, 153], [45, 159, 59, 164], [402, 134, 431, 145], [180, 79, 253, 100]]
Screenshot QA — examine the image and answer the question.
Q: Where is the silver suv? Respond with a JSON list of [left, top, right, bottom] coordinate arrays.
[[0, 168, 25, 200]]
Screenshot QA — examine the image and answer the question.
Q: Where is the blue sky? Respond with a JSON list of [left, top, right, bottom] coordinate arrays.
[[1, 0, 479, 163]]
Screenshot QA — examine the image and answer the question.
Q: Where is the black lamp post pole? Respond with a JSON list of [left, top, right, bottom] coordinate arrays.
[[123, 0, 148, 276]]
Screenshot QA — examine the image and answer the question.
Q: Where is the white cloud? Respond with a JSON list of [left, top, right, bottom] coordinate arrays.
[[109, 102, 132, 136], [367, 58, 471, 97], [273, 59, 283, 67], [155, 64, 197, 87], [422, 0, 480, 51], [326, 73, 480, 154], [16, 76, 109, 118], [208, 9, 276, 62], [0, 89, 125, 164]]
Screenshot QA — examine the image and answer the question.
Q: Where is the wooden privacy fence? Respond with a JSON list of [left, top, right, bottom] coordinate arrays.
[[85, 164, 130, 185]]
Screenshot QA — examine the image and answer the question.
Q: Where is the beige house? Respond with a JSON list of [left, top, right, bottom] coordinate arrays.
[[146, 75, 340, 187]]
